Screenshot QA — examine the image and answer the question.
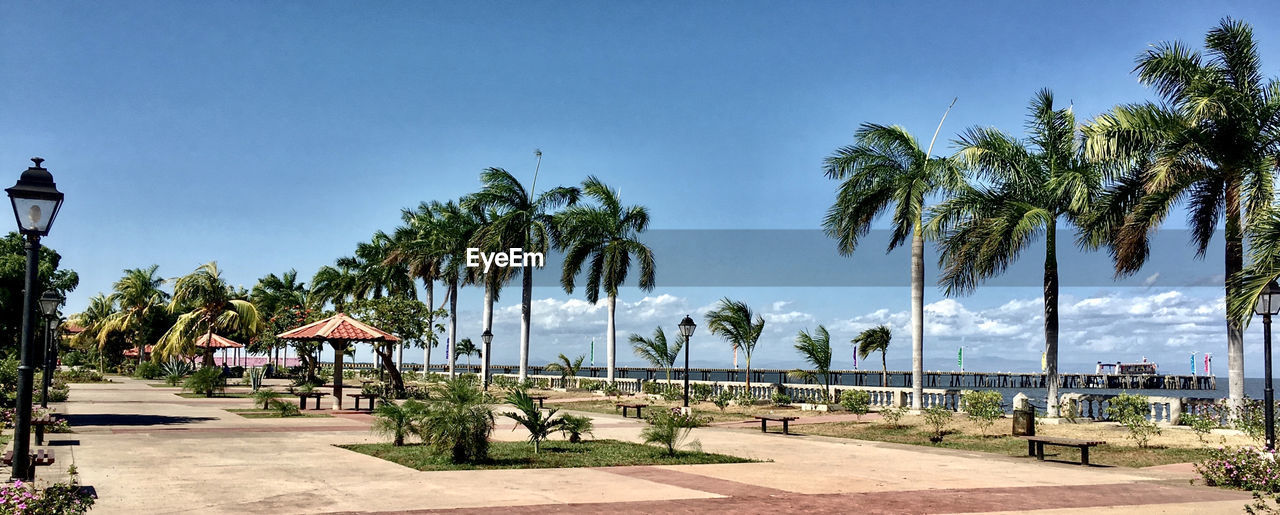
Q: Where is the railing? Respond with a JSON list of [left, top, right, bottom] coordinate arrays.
[[1058, 393, 1217, 424]]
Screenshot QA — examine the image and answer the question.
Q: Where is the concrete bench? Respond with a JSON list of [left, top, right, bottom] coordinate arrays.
[[295, 392, 329, 410], [753, 415, 799, 435], [347, 393, 378, 411], [615, 403, 648, 418], [1018, 435, 1105, 465]]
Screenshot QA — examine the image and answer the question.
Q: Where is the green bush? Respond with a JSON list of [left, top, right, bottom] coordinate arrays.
[[160, 358, 194, 379], [578, 379, 602, 392], [1196, 446, 1280, 492], [690, 383, 713, 402], [373, 399, 426, 446], [641, 409, 699, 456], [0, 465, 94, 514], [840, 390, 871, 421], [418, 377, 495, 463], [880, 405, 906, 427], [660, 385, 684, 402], [960, 390, 1004, 435], [56, 367, 105, 383], [733, 390, 756, 405], [1181, 412, 1218, 442], [641, 381, 662, 395], [923, 405, 953, 442], [560, 414, 595, 443], [713, 390, 733, 411], [502, 389, 565, 454], [269, 398, 301, 417], [771, 391, 791, 407], [134, 361, 164, 380], [1106, 392, 1161, 448], [253, 388, 282, 410], [184, 367, 226, 398]]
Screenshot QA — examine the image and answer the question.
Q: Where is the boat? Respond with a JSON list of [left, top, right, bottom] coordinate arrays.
[[1096, 357, 1158, 375]]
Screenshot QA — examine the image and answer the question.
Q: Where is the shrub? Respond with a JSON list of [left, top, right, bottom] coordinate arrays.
[[880, 405, 906, 427], [691, 383, 713, 402], [923, 405, 953, 442], [184, 367, 226, 398], [961, 390, 1004, 435], [56, 367, 105, 383], [502, 389, 565, 454], [1196, 446, 1280, 492], [47, 380, 69, 403], [418, 377, 495, 463], [316, 367, 333, 384], [0, 467, 95, 514], [134, 361, 164, 379], [1181, 412, 1218, 443], [642, 381, 663, 395], [771, 391, 792, 407], [1235, 399, 1280, 444], [61, 349, 94, 367], [579, 379, 602, 392], [641, 409, 700, 456], [733, 390, 757, 405], [560, 414, 595, 443], [713, 390, 733, 411], [373, 399, 427, 446], [160, 358, 194, 379], [253, 388, 282, 410], [602, 383, 622, 397], [1106, 393, 1161, 448], [841, 390, 871, 421], [269, 398, 301, 418], [660, 385, 684, 402]]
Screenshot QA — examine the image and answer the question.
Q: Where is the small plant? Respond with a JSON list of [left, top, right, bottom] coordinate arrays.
[[160, 357, 195, 379], [1196, 446, 1280, 493], [642, 381, 663, 395], [713, 390, 733, 411], [960, 390, 1004, 435], [418, 377, 495, 463], [733, 390, 757, 406], [245, 367, 266, 391], [135, 361, 164, 379], [0, 467, 95, 514], [1105, 392, 1161, 448], [660, 385, 684, 402], [923, 405, 953, 442], [771, 391, 792, 407], [840, 390, 871, 421], [641, 409, 700, 456], [1181, 412, 1217, 443], [502, 389, 564, 454], [253, 388, 282, 410], [373, 399, 427, 446], [690, 383, 713, 402], [269, 398, 301, 417], [602, 382, 622, 398], [579, 379, 602, 392], [560, 414, 595, 443], [184, 367, 226, 397]]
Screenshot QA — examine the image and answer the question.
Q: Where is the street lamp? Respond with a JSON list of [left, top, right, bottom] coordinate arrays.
[[480, 329, 493, 389], [678, 315, 696, 408], [1255, 280, 1280, 450], [6, 157, 65, 480], [38, 290, 64, 408]]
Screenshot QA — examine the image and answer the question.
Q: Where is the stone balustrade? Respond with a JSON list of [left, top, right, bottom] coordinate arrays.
[[1058, 393, 1211, 425]]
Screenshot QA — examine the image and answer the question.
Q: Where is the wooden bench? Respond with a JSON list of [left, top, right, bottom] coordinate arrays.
[[2, 449, 56, 479], [1018, 436, 1105, 465], [529, 395, 549, 409], [347, 393, 378, 411], [295, 392, 329, 410], [32, 413, 60, 445], [615, 403, 648, 418], [753, 415, 800, 435]]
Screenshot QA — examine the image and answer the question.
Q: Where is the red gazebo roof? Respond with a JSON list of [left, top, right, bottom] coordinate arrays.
[[276, 313, 399, 342], [195, 334, 244, 349], [123, 345, 155, 357]]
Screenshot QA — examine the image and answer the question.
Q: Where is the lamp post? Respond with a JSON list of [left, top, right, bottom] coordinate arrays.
[[37, 290, 64, 408], [6, 158, 65, 480], [678, 315, 696, 408], [480, 329, 493, 389], [1255, 280, 1280, 451]]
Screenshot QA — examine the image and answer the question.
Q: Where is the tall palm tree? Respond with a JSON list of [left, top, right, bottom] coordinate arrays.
[[311, 263, 360, 313], [461, 199, 516, 388], [789, 325, 833, 402], [629, 327, 685, 385], [853, 325, 892, 387], [431, 200, 481, 378], [823, 114, 960, 410], [388, 202, 446, 373], [154, 262, 264, 366], [544, 353, 586, 385], [70, 293, 116, 371], [704, 298, 765, 392], [929, 90, 1103, 417], [251, 269, 307, 368], [468, 166, 579, 382], [455, 337, 479, 368], [1083, 18, 1280, 413], [98, 265, 169, 364], [1231, 214, 1280, 321], [556, 176, 656, 384]]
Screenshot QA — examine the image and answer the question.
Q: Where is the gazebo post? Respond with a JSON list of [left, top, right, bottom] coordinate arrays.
[[332, 341, 343, 410]]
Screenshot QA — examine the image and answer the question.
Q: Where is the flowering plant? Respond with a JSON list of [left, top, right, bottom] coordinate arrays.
[[1197, 446, 1280, 492], [0, 468, 95, 514]]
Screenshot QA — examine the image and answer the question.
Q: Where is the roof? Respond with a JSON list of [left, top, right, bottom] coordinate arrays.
[[195, 333, 244, 349], [63, 322, 85, 334], [122, 345, 155, 357], [276, 313, 399, 342]]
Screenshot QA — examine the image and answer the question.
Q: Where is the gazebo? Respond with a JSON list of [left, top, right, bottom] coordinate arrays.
[[276, 313, 399, 409], [195, 333, 244, 367]]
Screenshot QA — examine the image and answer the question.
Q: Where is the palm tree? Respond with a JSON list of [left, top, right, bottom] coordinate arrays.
[[461, 199, 516, 388], [154, 262, 264, 367], [629, 327, 685, 385], [98, 265, 168, 364], [704, 298, 765, 392], [69, 293, 116, 372], [1083, 18, 1280, 414], [502, 389, 566, 454], [929, 90, 1103, 417], [823, 115, 960, 411], [251, 269, 308, 369], [544, 353, 585, 386], [789, 325, 833, 402], [311, 263, 360, 313], [419, 376, 495, 463], [468, 166, 579, 382], [455, 337, 479, 369], [1231, 214, 1280, 321], [431, 200, 482, 378], [388, 203, 446, 373], [555, 176, 656, 384], [373, 399, 427, 447], [853, 325, 892, 388]]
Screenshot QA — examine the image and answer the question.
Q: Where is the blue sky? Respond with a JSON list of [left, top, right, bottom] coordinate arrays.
[[2, 2, 1278, 374]]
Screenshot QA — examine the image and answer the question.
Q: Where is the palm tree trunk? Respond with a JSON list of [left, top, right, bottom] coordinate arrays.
[[910, 219, 924, 411], [202, 326, 216, 368], [607, 295, 617, 384], [333, 341, 344, 410], [424, 280, 434, 375], [745, 353, 752, 393], [482, 283, 494, 388], [1226, 182, 1245, 416], [396, 339, 404, 373], [1044, 223, 1060, 418], [448, 279, 458, 379], [519, 263, 532, 382], [881, 350, 888, 387]]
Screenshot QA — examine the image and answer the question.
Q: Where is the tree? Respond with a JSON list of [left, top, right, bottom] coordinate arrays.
[[788, 325, 833, 402], [629, 327, 685, 386], [1083, 18, 1280, 415], [68, 294, 118, 371], [460, 199, 516, 388], [853, 325, 892, 387], [350, 296, 434, 395], [544, 353, 585, 386], [823, 118, 960, 411], [250, 269, 308, 370], [704, 298, 765, 392], [430, 200, 482, 378], [555, 176, 655, 384], [929, 90, 1103, 417], [502, 389, 565, 454], [453, 337, 480, 368], [0, 232, 79, 352], [468, 166, 579, 382], [153, 262, 264, 366], [388, 203, 447, 374], [373, 399, 427, 446], [97, 265, 169, 365], [418, 376, 495, 463]]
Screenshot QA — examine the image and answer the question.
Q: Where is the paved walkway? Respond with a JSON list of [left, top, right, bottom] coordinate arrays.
[[22, 377, 1253, 514]]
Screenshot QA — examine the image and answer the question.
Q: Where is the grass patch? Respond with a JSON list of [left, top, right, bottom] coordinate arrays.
[[225, 408, 331, 419], [339, 439, 755, 471], [176, 392, 253, 398], [0, 434, 9, 447], [547, 399, 761, 423], [801, 421, 1214, 468]]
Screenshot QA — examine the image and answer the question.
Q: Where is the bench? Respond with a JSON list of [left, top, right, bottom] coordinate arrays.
[[32, 413, 60, 445], [753, 415, 799, 435], [1018, 436, 1105, 465], [615, 403, 648, 418], [529, 395, 549, 409], [347, 393, 378, 411], [2, 448, 56, 479], [294, 392, 329, 410]]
